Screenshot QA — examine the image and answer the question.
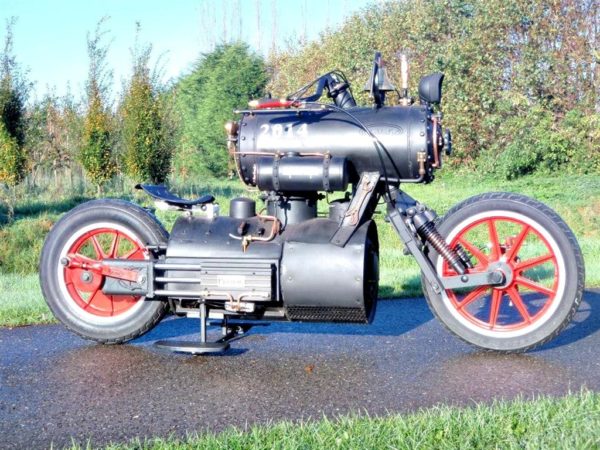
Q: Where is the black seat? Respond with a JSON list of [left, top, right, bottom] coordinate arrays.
[[135, 184, 215, 209]]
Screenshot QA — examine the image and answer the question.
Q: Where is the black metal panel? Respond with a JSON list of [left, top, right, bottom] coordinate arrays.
[[280, 220, 379, 323], [167, 215, 283, 260], [102, 259, 151, 296], [237, 105, 431, 185], [161, 257, 277, 301]]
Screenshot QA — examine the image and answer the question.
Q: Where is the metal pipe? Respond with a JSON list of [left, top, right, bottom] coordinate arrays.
[[154, 263, 204, 271], [200, 302, 206, 343], [154, 277, 202, 284]]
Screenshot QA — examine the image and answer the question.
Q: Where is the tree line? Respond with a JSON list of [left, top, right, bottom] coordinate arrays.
[[0, 18, 267, 193], [0, 0, 598, 195], [270, 0, 600, 178]]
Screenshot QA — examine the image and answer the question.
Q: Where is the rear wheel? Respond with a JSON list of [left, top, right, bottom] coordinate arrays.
[[40, 199, 168, 343], [422, 192, 584, 352]]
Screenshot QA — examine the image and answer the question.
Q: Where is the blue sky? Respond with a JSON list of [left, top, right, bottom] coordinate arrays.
[[0, 0, 373, 101]]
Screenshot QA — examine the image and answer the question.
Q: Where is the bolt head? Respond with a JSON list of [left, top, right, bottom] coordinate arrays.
[[80, 272, 92, 283]]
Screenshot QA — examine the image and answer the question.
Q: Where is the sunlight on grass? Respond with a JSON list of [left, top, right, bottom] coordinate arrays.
[[0, 173, 598, 326], [65, 391, 600, 449], [0, 274, 52, 326]]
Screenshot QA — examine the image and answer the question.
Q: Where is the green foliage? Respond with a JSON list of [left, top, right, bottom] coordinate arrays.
[[483, 101, 600, 179], [79, 18, 116, 189], [0, 18, 28, 184], [0, 214, 54, 274], [0, 121, 24, 185], [25, 90, 83, 178], [80, 93, 115, 187], [269, 0, 599, 177], [174, 43, 268, 179], [119, 33, 174, 183]]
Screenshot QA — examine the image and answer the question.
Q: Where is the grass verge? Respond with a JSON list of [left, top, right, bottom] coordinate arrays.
[[66, 391, 600, 449], [1, 173, 599, 327]]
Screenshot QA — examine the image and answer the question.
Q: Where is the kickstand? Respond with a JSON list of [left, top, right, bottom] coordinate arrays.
[[155, 303, 250, 355]]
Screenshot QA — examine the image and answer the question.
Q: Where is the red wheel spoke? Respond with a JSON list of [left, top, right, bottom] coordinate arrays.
[[90, 236, 106, 259], [122, 246, 144, 260], [516, 253, 554, 271], [489, 289, 502, 329], [441, 214, 561, 334], [515, 276, 555, 297], [505, 225, 530, 262], [62, 227, 146, 318], [457, 237, 489, 266], [506, 286, 532, 324], [108, 233, 120, 258], [457, 286, 488, 311], [84, 288, 102, 309], [487, 220, 501, 260]]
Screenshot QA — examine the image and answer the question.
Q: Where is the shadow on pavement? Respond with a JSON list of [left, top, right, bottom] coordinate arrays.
[[134, 290, 600, 351], [133, 297, 434, 344], [536, 289, 600, 351]]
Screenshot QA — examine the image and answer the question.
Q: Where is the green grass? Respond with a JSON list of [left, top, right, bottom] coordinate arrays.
[[1, 172, 599, 327], [0, 273, 51, 326], [65, 391, 600, 449]]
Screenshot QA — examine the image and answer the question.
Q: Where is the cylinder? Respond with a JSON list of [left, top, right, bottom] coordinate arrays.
[[229, 197, 256, 219], [328, 199, 350, 224], [281, 220, 379, 323], [236, 105, 433, 185], [254, 155, 348, 192], [266, 195, 317, 228]]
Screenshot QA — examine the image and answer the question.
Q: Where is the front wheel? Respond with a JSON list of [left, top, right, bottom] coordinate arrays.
[[40, 199, 169, 343], [422, 192, 584, 352]]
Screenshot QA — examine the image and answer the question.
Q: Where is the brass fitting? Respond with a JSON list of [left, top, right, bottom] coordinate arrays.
[[417, 151, 427, 176]]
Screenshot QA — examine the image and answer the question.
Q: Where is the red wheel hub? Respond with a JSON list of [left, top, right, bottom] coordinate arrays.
[[443, 216, 559, 332], [62, 227, 147, 317]]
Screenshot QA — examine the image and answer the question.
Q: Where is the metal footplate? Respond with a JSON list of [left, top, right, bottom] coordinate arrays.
[[155, 340, 230, 354], [154, 303, 251, 355]]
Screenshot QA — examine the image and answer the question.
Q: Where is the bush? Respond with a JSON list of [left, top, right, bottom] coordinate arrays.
[[174, 43, 268, 179], [0, 121, 24, 185], [119, 39, 174, 183], [79, 19, 116, 191], [80, 93, 115, 187], [486, 104, 600, 179], [0, 18, 28, 185], [269, 0, 599, 173]]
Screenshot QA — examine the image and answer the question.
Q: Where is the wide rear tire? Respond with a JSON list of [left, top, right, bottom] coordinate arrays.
[[39, 199, 169, 344], [422, 192, 584, 352]]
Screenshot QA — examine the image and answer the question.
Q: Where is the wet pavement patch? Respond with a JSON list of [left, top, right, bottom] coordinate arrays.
[[1, 290, 599, 449]]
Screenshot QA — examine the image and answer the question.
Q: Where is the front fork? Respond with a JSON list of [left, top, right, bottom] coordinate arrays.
[[386, 187, 505, 294]]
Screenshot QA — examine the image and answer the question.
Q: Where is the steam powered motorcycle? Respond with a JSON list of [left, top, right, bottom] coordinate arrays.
[[40, 53, 584, 354]]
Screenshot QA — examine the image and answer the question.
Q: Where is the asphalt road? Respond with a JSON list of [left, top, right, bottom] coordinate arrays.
[[2, 290, 600, 449]]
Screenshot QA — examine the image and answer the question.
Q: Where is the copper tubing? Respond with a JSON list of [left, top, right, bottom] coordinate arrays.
[[228, 213, 280, 248], [250, 213, 280, 242]]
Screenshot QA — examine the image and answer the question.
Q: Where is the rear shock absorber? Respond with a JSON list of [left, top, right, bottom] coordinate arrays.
[[409, 207, 467, 275]]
